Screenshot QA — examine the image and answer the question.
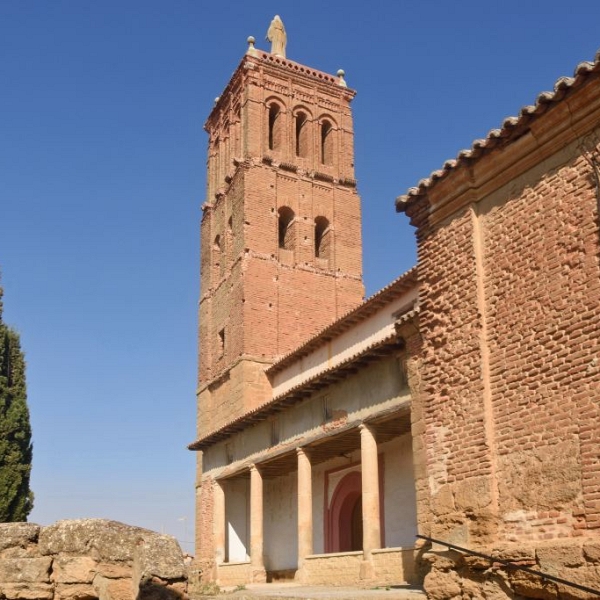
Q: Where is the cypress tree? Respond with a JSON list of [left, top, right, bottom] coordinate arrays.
[[0, 282, 34, 522]]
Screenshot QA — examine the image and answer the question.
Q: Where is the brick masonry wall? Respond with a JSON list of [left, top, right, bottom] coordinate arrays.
[[197, 60, 365, 438], [195, 476, 215, 578], [483, 146, 600, 539], [194, 51, 366, 582], [413, 207, 496, 544], [403, 77, 600, 597]]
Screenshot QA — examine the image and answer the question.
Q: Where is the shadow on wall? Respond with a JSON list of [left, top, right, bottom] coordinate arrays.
[[138, 579, 188, 600]]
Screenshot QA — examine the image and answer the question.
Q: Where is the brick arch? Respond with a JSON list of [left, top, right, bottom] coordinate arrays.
[[292, 104, 313, 119], [316, 113, 338, 128], [326, 471, 362, 553], [293, 110, 312, 159], [265, 97, 287, 153], [265, 96, 287, 152], [317, 114, 338, 166]]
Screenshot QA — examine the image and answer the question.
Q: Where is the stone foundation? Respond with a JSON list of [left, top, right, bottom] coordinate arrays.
[[215, 562, 252, 587], [422, 540, 600, 600]]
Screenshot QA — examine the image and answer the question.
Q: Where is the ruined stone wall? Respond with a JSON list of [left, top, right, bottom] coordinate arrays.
[[0, 520, 187, 600]]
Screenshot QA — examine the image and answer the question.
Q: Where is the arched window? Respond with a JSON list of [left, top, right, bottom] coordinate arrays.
[[268, 103, 283, 151], [321, 120, 334, 165], [278, 207, 295, 251], [295, 111, 310, 158], [314, 216, 331, 260]]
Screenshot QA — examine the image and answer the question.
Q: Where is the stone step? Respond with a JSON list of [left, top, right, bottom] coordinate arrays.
[[193, 583, 427, 600]]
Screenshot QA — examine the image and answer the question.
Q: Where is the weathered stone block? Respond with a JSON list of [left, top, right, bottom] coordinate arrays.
[[454, 476, 493, 512], [583, 542, 600, 564], [96, 562, 132, 579], [53, 556, 98, 583], [39, 519, 151, 561], [490, 544, 535, 562], [536, 544, 584, 571], [423, 567, 462, 600], [0, 524, 41, 553], [133, 535, 185, 584], [508, 569, 558, 600], [55, 583, 97, 600], [93, 574, 135, 600], [0, 582, 53, 600], [430, 484, 455, 516], [0, 557, 52, 583]]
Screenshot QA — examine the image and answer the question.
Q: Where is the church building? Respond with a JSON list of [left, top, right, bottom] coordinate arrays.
[[189, 17, 600, 597]]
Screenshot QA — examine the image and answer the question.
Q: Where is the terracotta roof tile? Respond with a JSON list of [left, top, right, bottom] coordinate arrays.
[[266, 266, 418, 375], [188, 306, 420, 450], [396, 50, 600, 210]]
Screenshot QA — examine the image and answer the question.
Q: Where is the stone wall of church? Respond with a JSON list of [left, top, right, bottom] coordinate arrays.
[[405, 82, 600, 597]]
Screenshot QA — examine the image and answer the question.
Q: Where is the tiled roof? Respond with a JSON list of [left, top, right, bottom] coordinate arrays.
[[266, 266, 418, 375], [188, 306, 419, 451], [396, 50, 600, 211]]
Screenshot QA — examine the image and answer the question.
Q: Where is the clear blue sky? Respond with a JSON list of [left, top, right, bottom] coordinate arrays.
[[1, 1, 598, 553]]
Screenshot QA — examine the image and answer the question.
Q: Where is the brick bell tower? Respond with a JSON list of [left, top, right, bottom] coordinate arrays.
[[197, 24, 364, 441]]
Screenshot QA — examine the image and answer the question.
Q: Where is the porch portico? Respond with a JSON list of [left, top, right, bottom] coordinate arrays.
[[212, 409, 417, 586]]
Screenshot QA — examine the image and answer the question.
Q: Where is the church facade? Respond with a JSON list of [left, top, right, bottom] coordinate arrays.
[[190, 24, 600, 597]]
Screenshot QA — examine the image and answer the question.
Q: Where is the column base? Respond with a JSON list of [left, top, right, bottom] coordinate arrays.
[[359, 559, 375, 580], [294, 565, 308, 583]]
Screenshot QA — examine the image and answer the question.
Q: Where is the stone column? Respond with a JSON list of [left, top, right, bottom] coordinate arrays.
[[360, 424, 380, 579], [214, 481, 225, 566], [250, 465, 266, 582], [296, 448, 313, 578]]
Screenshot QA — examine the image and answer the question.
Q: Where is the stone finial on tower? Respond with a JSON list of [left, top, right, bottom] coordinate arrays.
[[247, 36, 258, 57], [266, 15, 286, 58]]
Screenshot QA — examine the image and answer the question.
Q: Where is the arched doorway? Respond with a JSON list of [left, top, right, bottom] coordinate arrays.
[[327, 471, 363, 553]]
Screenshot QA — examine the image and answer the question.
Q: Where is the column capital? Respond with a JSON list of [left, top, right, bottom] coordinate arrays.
[[296, 447, 311, 459], [359, 423, 375, 435]]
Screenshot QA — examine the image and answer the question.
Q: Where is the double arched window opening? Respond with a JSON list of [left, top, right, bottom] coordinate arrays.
[[267, 102, 336, 166]]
